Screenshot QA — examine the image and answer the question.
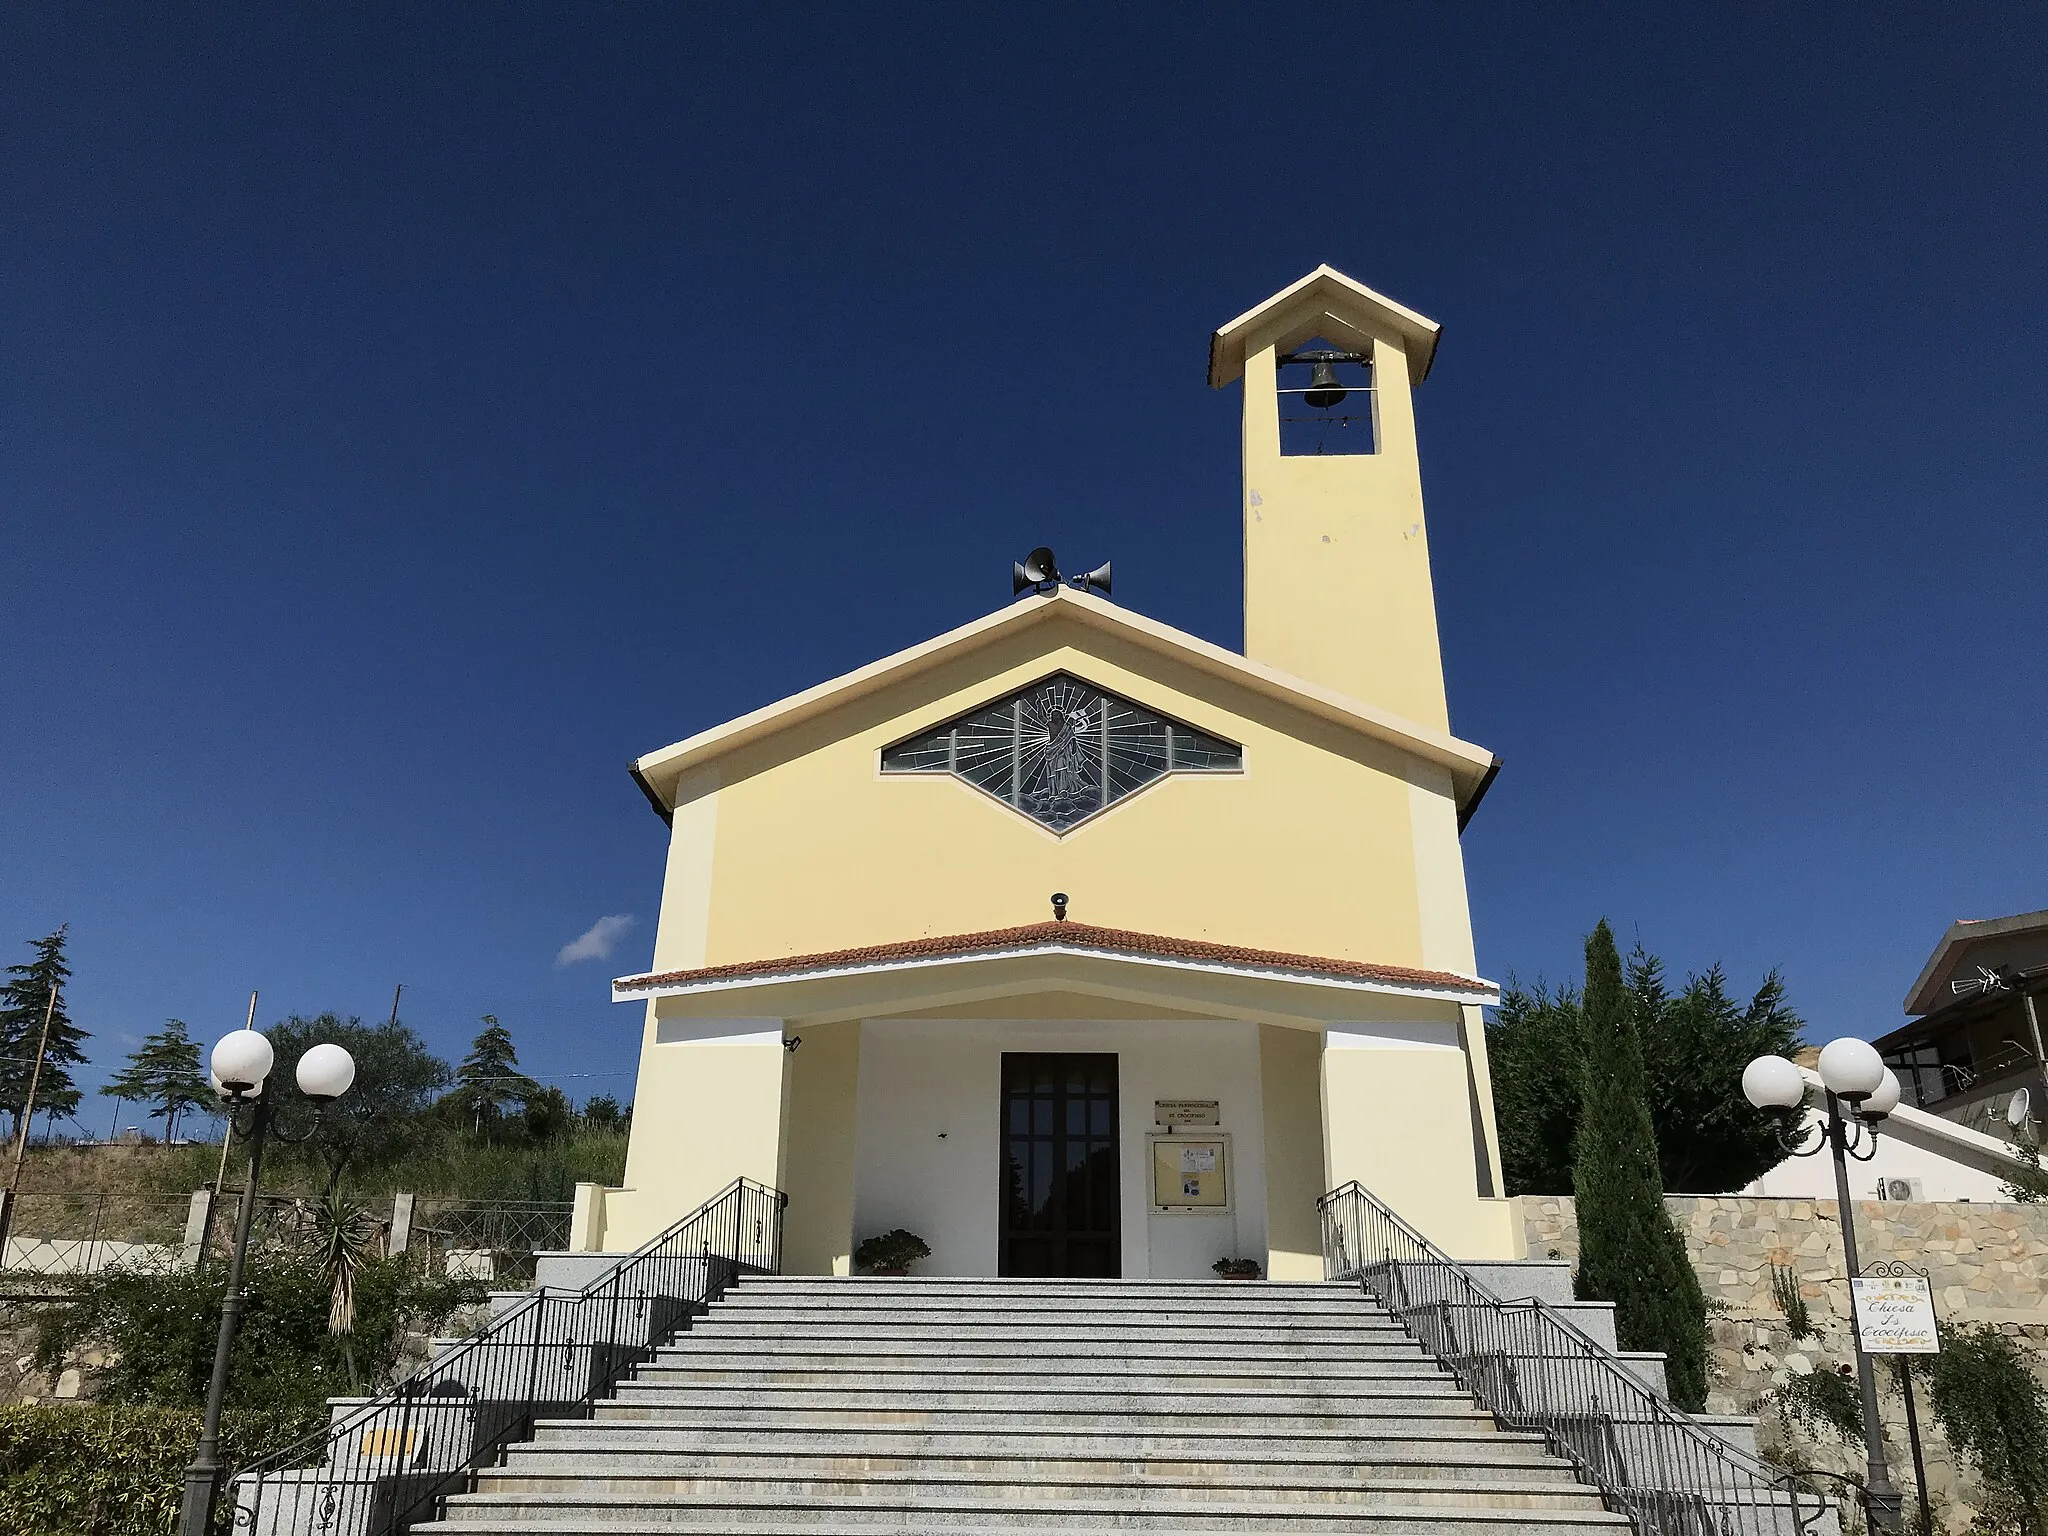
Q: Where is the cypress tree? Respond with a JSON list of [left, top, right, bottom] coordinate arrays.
[[1572, 919, 1710, 1411], [0, 927, 88, 1138]]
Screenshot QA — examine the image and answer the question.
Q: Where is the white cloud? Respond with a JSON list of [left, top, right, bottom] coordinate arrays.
[[556, 914, 637, 967]]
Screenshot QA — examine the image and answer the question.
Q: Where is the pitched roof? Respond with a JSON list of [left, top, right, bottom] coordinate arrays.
[[629, 585, 1498, 820], [1903, 908, 2048, 1015], [1208, 265, 1442, 389], [613, 919, 1493, 1002]]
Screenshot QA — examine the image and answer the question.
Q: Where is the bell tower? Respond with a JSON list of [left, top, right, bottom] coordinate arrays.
[[1210, 266, 1450, 731]]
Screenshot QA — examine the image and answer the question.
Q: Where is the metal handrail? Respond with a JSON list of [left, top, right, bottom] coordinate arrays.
[[1318, 1181, 1835, 1536], [225, 1177, 785, 1536]]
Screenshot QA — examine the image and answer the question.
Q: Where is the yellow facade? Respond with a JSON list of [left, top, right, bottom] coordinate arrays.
[[593, 268, 1521, 1272]]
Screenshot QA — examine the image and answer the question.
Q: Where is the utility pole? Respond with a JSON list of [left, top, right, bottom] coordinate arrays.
[[388, 983, 403, 1029], [0, 982, 62, 1259], [2024, 988, 2047, 1116], [196, 993, 258, 1266]]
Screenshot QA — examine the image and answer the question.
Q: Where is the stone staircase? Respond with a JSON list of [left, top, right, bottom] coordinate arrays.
[[419, 1275, 1634, 1534]]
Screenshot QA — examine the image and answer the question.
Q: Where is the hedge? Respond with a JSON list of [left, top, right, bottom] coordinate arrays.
[[0, 1404, 315, 1536]]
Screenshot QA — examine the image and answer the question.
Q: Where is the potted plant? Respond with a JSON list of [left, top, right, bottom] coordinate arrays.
[[1212, 1257, 1261, 1281], [855, 1229, 931, 1276]]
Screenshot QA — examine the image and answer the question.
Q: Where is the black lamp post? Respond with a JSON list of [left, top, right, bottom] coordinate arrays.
[[1743, 1039, 1906, 1534], [178, 1025, 356, 1536]]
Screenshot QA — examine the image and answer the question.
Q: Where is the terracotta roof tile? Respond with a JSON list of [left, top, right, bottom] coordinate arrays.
[[614, 920, 1487, 994]]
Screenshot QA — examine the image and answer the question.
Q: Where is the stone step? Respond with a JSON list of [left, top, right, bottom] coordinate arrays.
[[606, 1380, 1479, 1412], [638, 1359, 1441, 1384], [654, 1344, 1437, 1369], [736, 1279, 1362, 1296], [496, 1447, 1584, 1485], [592, 1400, 1500, 1433], [427, 1492, 1627, 1531], [707, 1300, 1392, 1322], [708, 1302, 1392, 1327], [422, 1519, 1628, 1536], [666, 1332, 1419, 1358], [641, 1365, 1450, 1390], [527, 1421, 1546, 1459], [686, 1324, 1411, 1346], [469, 1469, 1602, 1509]]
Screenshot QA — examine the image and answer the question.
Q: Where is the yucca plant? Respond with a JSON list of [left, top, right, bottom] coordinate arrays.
[[313, 1190, 381, 1387]]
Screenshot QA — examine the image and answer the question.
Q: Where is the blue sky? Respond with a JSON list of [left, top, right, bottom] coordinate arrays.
[[4, 7, 2044, 1123]]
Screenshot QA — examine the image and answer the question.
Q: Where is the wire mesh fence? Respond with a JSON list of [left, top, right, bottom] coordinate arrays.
[[0, 1189, 577, 1281], [406, 1201, 574, 1288], [1, 1189, 200, 1275]]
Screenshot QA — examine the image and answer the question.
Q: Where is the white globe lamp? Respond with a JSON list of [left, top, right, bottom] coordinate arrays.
[[1817, 1036, 1886, 1102], [208, 1069, 260, 1101], [295, 1042, 357, 1103], [1860, 1067, 1901, 1120], [211, 1029, 275, 1096], [1741, 1054, 1806, 1111]]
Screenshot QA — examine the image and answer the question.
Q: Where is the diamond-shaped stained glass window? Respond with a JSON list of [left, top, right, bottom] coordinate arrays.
[[880, 673, 1243, 833]]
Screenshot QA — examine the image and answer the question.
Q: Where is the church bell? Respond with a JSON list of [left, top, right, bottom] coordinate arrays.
[[1303, 357, 1348, 409]]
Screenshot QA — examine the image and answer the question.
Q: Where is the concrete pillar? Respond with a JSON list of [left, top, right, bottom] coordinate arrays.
[[389, 1192, 415, 1256], [569, 1183, 608, 1252], [181, 1188, 211, 1269]]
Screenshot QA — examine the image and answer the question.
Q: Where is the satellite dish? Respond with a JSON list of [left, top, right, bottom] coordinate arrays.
[[2007, 1088, 2032, 1128], [1012, 546, 1060, 594]]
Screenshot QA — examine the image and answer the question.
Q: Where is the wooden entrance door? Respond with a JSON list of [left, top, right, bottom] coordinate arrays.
[[1000, 1053, 1120, 1277]]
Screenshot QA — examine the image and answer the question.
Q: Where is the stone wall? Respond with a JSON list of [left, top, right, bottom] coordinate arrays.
[[1518, 1195, 2048, 1531]]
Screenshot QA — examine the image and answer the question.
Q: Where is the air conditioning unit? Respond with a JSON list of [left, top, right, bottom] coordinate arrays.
[[1878, 1177, 1923, 1202]]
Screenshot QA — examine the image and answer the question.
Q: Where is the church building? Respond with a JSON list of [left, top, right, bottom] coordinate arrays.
[[578, 267, 1523, 1278]]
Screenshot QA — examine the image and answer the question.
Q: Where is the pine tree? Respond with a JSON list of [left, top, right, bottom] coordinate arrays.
[[0, 927, 88, 1139], [1638, 954, 1802, 1193], [1488, 941, 1802, 1196], [455, 1015, 537, 1133], [1571, 920, 1711, 1411], [102, 1019, 212, 1140]]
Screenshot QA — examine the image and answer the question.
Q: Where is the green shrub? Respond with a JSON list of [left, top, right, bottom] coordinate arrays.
[[0, 1403, 312, 1536], [1771, 1364, 1865, 1444], [31, 1254, 483, 1417], [1770, 1263, 1816, 1341], [853, 1230, 930, 1273], [1920, 1323, 2048, 1532]]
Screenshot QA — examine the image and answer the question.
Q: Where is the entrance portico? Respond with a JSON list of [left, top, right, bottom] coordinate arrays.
[[589, 920, 1519, 1276]]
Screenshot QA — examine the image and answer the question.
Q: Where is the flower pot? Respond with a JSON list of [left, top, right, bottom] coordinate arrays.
[[870, 1266, 909, 1277]]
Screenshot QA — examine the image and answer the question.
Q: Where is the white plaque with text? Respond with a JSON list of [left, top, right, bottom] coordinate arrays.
[[1851, 1275, 1940, 1354]]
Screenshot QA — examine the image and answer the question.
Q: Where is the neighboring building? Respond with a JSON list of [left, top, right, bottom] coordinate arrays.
[[1878, 909, 2048, 1139], [1740, 919, 2048, 1203], [581, 267, 1523, 1277], [1739, 1070, 2023, 1203]]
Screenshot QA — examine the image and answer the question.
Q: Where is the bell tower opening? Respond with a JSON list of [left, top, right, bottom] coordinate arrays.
[[1277, 341, 1375, 457]]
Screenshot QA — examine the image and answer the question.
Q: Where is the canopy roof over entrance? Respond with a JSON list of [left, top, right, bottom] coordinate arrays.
[[613, 918, 1498, 1028]]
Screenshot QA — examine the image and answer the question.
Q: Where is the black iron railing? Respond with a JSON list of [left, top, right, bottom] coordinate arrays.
[[1318, 1181, 1834, 1536], [225, 1177, 785, 1536]]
